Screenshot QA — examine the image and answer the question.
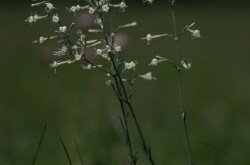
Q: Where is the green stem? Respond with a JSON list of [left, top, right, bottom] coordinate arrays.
[[113, 75, 137, 165], [99, 9, 155, 165], [170, 5, 194, 165], [98, 11, 137, 164]]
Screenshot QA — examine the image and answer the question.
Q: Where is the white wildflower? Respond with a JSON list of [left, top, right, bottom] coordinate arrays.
[[102, 4, 109, 12], [45, 3, 54, 11], [75, 53, 82, 61], [50, 61, 58, 68], [188, 29, 201, 39], [52, 15, 59, 23], [119, 2, 127, 11], [39, 36, 47, 43], [88, 7, 95, 14], [82, 64, 92, 70], [95, 18, 102, 25], [68, 5, 89, 13], [53, 46, 68, 56], [181, 59, 192, 70], [114, 45, 122, 52], [125, 61, 137, 71], [111, 2, 128, 11], [72, 45, 78, 50], [33, 36, 48, 44], [142, 33, 171, 45], [96, 49, 103, 55], [149, 56, 168, 66], [139, 72, 157, 80], [143, 0, 154, 4], [106, 80, 112, 86], [59, 26, 67, 33], [69, 5, 77, 13], [25, 14, 47, 24]]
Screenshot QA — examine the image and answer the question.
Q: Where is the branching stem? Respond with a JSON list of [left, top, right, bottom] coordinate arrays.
[[170, 5, 194, 165]]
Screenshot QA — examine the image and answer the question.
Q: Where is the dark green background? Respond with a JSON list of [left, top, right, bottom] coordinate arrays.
[[1, 1, 250, 164]]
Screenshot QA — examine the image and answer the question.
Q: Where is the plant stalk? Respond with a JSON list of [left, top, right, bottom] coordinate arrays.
[[170, 5, 194, 165]]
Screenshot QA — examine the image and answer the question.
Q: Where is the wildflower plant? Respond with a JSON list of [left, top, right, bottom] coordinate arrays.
[[26, 0, 165, 164], [143, 0, 201, 164]]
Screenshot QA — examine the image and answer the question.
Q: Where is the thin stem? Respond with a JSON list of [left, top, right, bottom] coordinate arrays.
[[113, 75, 137, 165], [99, 10, 155, 164], [170, 5, 194, 165], [84, 59, 113, 76], [126, 102, 155, 165], [97, 10, 137, 164]]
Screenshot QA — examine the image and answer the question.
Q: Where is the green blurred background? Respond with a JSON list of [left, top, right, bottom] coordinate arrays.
[[1, 0, 250, 164]]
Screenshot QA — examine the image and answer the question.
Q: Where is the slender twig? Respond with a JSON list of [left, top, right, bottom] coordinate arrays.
[[84, 59, 113, 76], [170, 4, 194, 165]]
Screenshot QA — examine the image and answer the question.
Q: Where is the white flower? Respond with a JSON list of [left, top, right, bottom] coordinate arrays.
[[53, 46, 68, 56], [50, 61, 58, 68], [146, 34, 152, 42], [111, 2, 128, 11], [96, 49, 103, 55], [143, 0, 154, 4], [70, 6, 77, 13], [124, 61, 137, 71], [95, 18, 102, 25], [52, 15, 59, 23], [106, 80, 112, 86], [142, 33, 171, 45], [33, 36, 48, 44], [75, 53, 82, 61], [187, 29, 201, 39], [59, 26, 67, 33], [45, 3, 54, 11], [72, 45, 78, 50], [119, 2, 127, 11], [82, 64, 92, 70], [181, 59, 192, 70], [149, 56, 168, 66], [139, 72, 156, 80], [25, 14, 47, 24], [149, 59, 159, 66], [39, 36, 47, 43], [114, 45, 122, 52], [102, 4, 109, 12], [88, 7, 95, 14]]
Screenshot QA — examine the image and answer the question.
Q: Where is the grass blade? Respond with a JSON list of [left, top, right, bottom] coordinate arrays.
[[56, 131, 73, 165], [74, 138, 84, 165], [32, 123, 47, 165]]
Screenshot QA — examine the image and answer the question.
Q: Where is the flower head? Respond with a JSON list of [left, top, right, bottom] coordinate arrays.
[[181, 59, 192, 70], [53, 46, 68, 56], [52, 15, 59, 23], [124, 61, 137, 71], [143, 0, 154, 4], [45, 3, 54, 12], [59, 26, 67, 33], [139, 72, 157, 80], [25, 14, 48, 24], [102, 4, 109, 12], [149, 56, 168, 66]]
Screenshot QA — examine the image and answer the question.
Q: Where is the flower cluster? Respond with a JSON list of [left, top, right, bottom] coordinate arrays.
[[26, 0, 166, 83]]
